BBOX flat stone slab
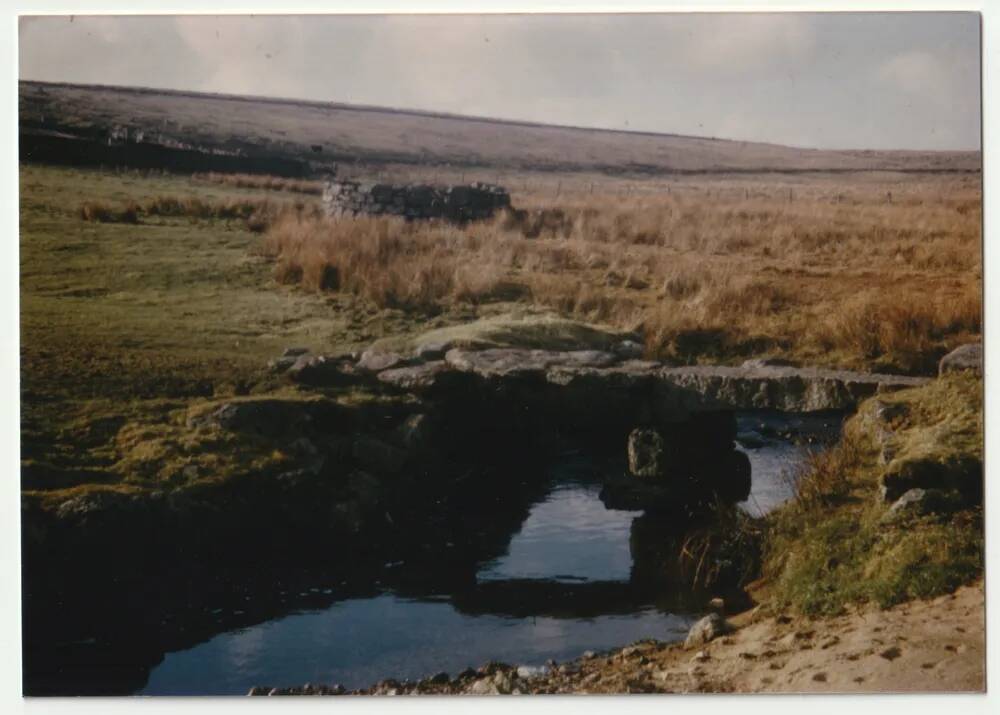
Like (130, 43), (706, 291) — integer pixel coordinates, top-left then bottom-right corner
(377, 361), (454, 391)
(444, 348), (618, 377)
(384, 349), (929, 412)
(654, 364), (928, 412)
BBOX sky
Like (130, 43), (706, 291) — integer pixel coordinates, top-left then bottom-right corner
(18, 12), (982, 151)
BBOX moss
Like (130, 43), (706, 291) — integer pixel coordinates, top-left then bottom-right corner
(369, 310), (636, 354)
(19, 164), (445, 494)
(25, 482), (151, 512)
(761, 374), (984, 616)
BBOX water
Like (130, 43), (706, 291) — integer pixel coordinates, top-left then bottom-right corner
(142, 595), (692, 695)
(478, 480), (638, 583)
(736, 411), (842, 516)
(141, 413), (840, 695)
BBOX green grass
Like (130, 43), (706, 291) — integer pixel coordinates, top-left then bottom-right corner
(761, 374), (984, 615)
(19, 164), (450, 494)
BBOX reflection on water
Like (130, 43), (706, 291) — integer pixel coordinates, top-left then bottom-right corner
(142, 594), (692, 695)
(141, 412), (841, 695)
(479, 480), (640, 583)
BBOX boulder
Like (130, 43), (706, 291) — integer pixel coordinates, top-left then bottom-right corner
(377, 361), (459, 393)
(627, 428), (668, 479)
(357, 349), (407, 373)
(286, 354), (356, 386)
(880, 488), (966, 523)
(267, 355), (299, 373)
(880, 453), (982, 503)
(396, 413), (434, 451)
(189, 399), (312, 439)
(684, 613), (731, 649)
(939, 343), (982, 377)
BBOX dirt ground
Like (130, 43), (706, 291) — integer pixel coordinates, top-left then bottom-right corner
(543, 580), (985, 694)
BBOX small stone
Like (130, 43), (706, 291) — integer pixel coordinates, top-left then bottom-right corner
(613, 340), (645, 359)
(691, 650), (710, 663)
(882, 487), (966, 522)
(467, 677), (499, 695)
(684, 613), (731, 649)
(516, 665), (547, 679)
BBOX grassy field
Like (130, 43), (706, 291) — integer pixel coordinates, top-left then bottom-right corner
(263, 171), (981, 373)
(19, 164), (449, 492)
(20, 163), (981, 501)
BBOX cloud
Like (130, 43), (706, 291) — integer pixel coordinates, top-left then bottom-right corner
(678, 14), (817, 73)
(877, 50), (949, 96)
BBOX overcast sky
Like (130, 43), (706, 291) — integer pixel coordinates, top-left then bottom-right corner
(18, 13), (981, 151)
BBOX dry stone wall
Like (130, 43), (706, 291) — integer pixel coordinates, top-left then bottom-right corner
(322, 180), (511, 222)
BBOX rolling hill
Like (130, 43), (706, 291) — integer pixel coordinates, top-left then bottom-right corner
(19, 80), (980, 177)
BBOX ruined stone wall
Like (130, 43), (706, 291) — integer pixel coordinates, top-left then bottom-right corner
(322, 180), (511, 222)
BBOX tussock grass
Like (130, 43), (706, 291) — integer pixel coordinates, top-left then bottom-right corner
(259, 213), (518, 312)
(192, 172), (324, 195)
(679, 502), (765, 591)
(259, 179), (980, 372)
(78, 201), (140, 224)
(761, 374), (984, 616)
(78, 195), (322, 232)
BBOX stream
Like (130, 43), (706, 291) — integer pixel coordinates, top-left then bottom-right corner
(140, 410), (842, 695)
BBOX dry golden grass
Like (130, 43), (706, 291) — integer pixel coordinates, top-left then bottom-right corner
(192, 172), (324, 195)
(258, 174), (981, 373)
(78, 200), (140, 224)
(78, 195), (323, 232)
